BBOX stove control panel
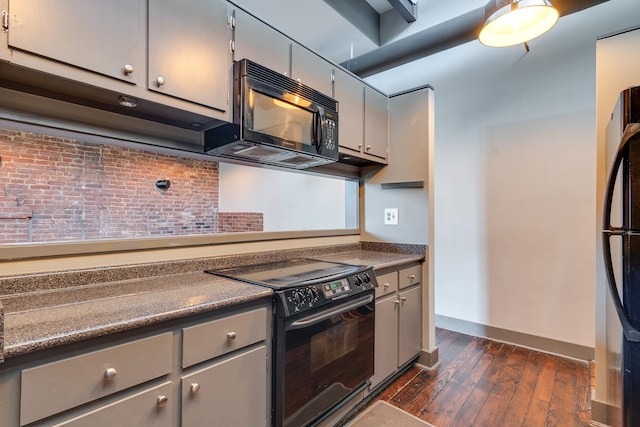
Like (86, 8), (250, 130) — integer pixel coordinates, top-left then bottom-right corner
(277, 268), (378, 316)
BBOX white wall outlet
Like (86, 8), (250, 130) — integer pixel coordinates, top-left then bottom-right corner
(384, 208), (399, 225)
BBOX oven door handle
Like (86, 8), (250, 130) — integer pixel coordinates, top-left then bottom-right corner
(288, 293), (374, 330)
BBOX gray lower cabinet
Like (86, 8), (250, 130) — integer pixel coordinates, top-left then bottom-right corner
(51, 382), (173, 427)
(181, 345), (267, 427)
(1, 303), (270, 427)
(370, 264), (422, 390)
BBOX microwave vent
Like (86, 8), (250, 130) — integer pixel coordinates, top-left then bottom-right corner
(245, 60), (338, 113)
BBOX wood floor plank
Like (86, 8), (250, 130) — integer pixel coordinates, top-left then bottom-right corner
(424, 338), (498, 427)
(389, 333), (475, 408)
(374, 329), (593, 427)
(472, 345), (530, 426)
(502, 351), (545, 426)
(447, 342), (512, 426)
(403, 336), (494, 417)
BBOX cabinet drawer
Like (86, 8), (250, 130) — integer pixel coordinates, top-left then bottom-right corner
(20, 333), (173, 426)
(375, 271), (398, 298)
(52, 382), (173, 427)
(182, 307), (267, 368)
(181, 345), (267, 427)
(399, 265), (421, 289)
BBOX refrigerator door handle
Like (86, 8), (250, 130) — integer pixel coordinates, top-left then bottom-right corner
(602, 122), (640, 343)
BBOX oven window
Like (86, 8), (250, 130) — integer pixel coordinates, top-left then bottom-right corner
(248, 89), (314, 145)
(282, 299), (374, 427)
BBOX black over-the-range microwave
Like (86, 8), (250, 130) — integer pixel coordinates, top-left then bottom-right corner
(204, 59), (339, 169)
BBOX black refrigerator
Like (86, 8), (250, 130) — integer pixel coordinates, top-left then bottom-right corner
(603, 85), (640, 427)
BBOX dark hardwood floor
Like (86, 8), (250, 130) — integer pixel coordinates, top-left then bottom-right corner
(372, 328), (594, 427)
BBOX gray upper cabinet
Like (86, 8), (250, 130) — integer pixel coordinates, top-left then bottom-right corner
(7, 0), (145, 85)
(290, 43), (333, 95)
(232, 7), (291, 76)
(149, 0), (229, 111)
(333, 67), (365, 153)
(364, 85), (389, 160)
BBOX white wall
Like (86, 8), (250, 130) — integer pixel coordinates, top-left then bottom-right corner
(218, 162), (349, 231)
(367, 0), (640, 349)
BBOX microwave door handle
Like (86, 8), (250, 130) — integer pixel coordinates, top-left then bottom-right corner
(602, 122), (640, 342)
(316, 105), (326, 147)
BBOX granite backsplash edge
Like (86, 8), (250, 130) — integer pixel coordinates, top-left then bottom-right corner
(0, 242), (426, 295)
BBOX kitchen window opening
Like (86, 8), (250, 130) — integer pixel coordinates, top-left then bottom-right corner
(0, 126), (359, 259)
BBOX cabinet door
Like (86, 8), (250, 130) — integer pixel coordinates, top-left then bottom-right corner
(364, 86), (389, 160)
(370, 294), (399, 390)
(398, 285), (421, 367)
(148, 0), (229, 110)
(181, 345), (267, 427)
(233, 8), (291, 76)
(291, 43), (333, 95)
(7, 0), (144, 84)
(52, 382), (173, 427)
(334, 67), (364, 153)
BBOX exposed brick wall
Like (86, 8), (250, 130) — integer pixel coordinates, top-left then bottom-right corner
(0, 128), (263, 243)
(217, 212), (264, 233)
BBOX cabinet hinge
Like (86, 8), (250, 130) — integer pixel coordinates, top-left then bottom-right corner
(229, 39), (235, 53)
(227, 14), (236, 30)
(1, 10), (8, 33)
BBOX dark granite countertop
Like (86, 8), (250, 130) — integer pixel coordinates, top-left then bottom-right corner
(313, 250), (424, 272)
(0, 243), (425, 363)
(1, 272), (272, 360)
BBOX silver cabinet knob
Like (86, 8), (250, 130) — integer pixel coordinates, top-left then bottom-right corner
(400, 297), (407, 303)
(190, 383), (200, 394)
(156, 76), (165, 87)
(157, 395), (168, 408)
(366, 145), (372, 151)
(393, 300), (400, 306)
(408, 274), (416, 280)
(383, 283), (389, 289)
(103, 367), (117, 380)
(227, 331), (237, 340)
(123, 64), (134, 75)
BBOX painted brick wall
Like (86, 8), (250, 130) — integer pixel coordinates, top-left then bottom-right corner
(0, 128), (263, 243)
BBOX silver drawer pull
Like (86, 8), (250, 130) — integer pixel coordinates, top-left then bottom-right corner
(383, 283), (389, 289)
(408, 274), (416, 280)
(103, 367), (118, 380)
(157, 395), (168, 408)
(227, 332), (237, 340)
(191, 383), (201, 394)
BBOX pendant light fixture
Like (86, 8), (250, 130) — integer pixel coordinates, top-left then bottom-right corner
(479, 0), (559, 47)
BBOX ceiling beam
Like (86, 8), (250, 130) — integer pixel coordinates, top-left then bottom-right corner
(387, 0), (417, 22)
(322, 0), (381, 45)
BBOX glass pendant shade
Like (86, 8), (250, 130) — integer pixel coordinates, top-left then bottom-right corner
(479, 0), (559, 47)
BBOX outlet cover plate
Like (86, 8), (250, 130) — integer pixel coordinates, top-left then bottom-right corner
(384, 208), (399, 225)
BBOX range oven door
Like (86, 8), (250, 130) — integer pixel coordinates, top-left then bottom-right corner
(274, 291), (375, 427)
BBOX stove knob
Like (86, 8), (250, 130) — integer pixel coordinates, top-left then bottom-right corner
(307, 287), (319, 302)
(294, 291), (305, 305)
(354, 275), (363, 287)
(363, 273), (371, 283)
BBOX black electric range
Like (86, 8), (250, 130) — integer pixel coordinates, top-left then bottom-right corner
(207, 258), (377, 317)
